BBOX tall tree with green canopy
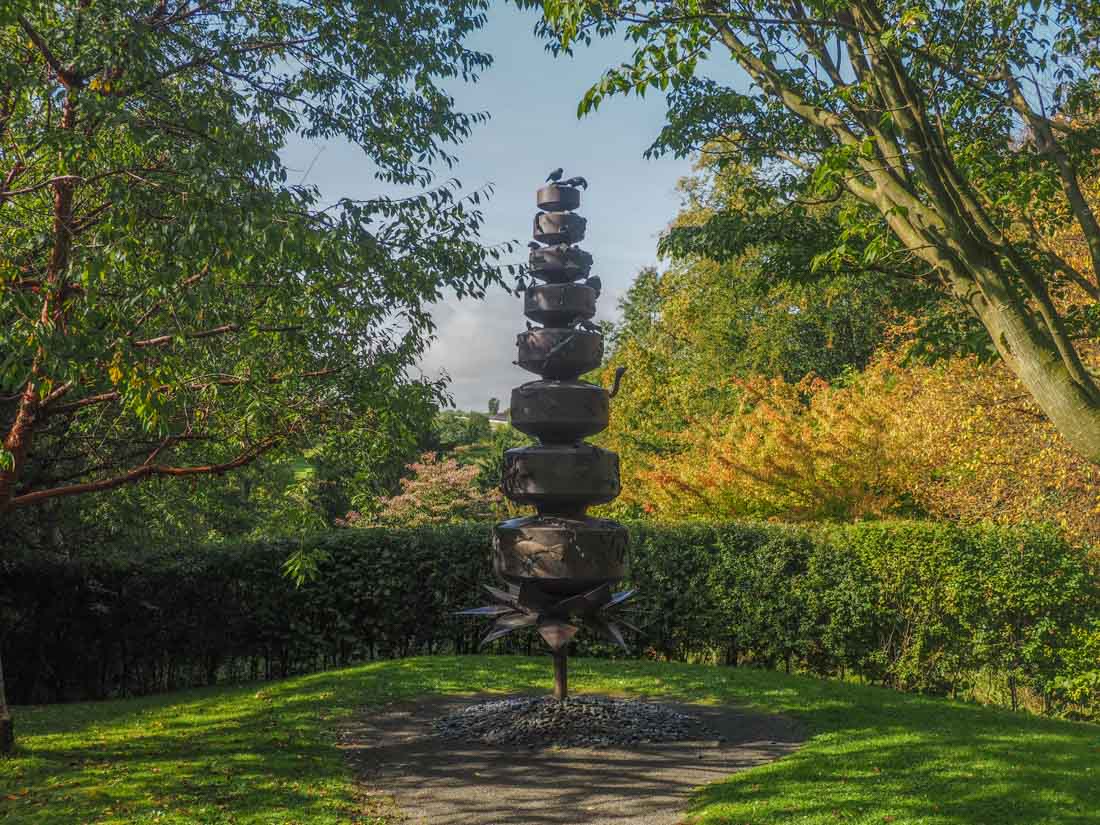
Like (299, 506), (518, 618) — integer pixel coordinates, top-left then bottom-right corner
(0, 0), (506, 752)
(530, 0), (1100, 461)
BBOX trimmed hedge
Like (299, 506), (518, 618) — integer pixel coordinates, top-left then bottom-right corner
(2, 521), (1097, 715)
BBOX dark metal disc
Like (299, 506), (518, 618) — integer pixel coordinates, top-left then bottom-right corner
(515, 328), (603, 380)
(493, 514), (629, 593)
(528, 244), (593, 282)
(500, 444), (622, 511)
(510, 379), (609, 443)
(524, 282), (597, 326)
(533, 211), (587, 245)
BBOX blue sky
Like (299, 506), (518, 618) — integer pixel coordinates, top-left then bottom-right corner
(282, 5), (698, 411)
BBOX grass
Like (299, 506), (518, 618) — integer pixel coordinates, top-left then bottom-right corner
(1, 656), (1098, 824)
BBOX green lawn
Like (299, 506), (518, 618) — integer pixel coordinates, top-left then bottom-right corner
(1, 656), (1097, 824)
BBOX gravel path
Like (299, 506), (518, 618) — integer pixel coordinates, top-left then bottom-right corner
(340, 692), (804, 825)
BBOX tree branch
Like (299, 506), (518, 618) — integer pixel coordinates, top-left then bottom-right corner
(8, 435), (284, 508)
(17, 15), (79, 88)
(132, 323), (302, 348)
(39, 367), (344, 420)
(1004, 74), (1100, 284)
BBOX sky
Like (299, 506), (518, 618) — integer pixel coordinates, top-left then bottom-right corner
(282, 5), (698, 411)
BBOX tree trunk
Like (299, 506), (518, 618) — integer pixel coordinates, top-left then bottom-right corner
(0, 382), (41, 514)
(0, 645), (13, 754)
(875, 188), (1100, 461)
(967, 268), (1100, 462)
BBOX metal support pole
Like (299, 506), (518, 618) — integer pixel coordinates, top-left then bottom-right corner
(553, 651), (568, 701)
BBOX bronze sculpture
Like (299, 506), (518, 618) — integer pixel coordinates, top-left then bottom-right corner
(459, 174), (635, 700)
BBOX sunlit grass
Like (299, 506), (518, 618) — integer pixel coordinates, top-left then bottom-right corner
(1, 656), (1097, 823)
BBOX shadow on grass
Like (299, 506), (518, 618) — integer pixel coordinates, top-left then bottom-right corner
(668, 664), (1100, 825)
(0, 656), (1096, 825)
(0, 656), (574, 824)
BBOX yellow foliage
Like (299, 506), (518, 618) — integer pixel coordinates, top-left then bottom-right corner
(617, 352), (1100, 543)
(88, 76), (114, 94)
(591, 171), (1100, 542)
(107, 351), (124, 385)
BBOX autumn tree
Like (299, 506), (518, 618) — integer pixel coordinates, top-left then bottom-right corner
(366, 450), (507, 527)
(532, 0), (1100, 461)
(593, 157), (946, 511)
(622, 349), (1100, 542)
(0, 0), (504, 752)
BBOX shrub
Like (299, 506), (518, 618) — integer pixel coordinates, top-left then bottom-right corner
(2, 521), (1095, 717)
(605, 355), (1100, 545)
(369, 452), (505, 526)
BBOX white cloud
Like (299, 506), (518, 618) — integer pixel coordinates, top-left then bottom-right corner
(419, 288), (529, 411)
(420, 280), (637, 412)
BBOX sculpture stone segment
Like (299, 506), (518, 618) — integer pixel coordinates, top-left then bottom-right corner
(528, 244), (593, 281)
(510, 379), (609, 442)
(523, 282), (597, 326)
(458, 176), (634, 700)
(532, 211), (587, 245)
(514, 327), (604, 378)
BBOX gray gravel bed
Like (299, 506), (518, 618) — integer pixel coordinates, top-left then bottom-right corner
(431, 694), (719, 749)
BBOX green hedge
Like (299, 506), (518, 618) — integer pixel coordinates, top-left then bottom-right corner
(2, 521), (1097, 715)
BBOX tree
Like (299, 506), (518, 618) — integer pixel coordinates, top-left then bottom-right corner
(431, 409), (493, 448)
(593, 158), (945, 515)
(488, 397), (500, 415)
(623, 349), (1100, 542)
(471, 417), (532, 492)
(531, 0), (1100, 461)
(0, 0), (503, 752)
(13, 383), (439, 559)
(366, 450), (506, 526)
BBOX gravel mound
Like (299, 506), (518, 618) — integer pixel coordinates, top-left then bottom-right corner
(432, 695), (719, 749)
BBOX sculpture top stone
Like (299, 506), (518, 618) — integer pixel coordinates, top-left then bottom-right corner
(536, 182), (578, 212)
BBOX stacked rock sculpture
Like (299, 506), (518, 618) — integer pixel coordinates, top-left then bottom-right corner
(458, 174), (635, 700)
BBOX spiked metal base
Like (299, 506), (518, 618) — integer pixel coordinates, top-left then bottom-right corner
(457, 582), (637, 653)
